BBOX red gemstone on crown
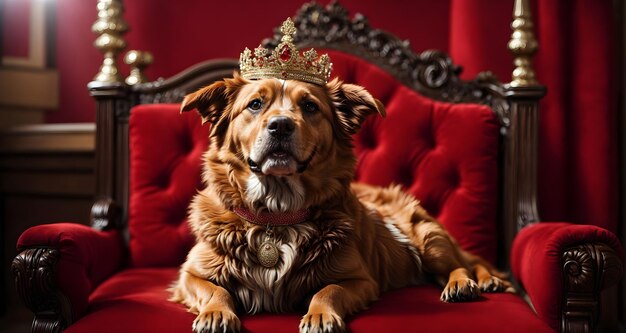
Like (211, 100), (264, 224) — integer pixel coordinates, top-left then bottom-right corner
(279, 46), (292, 62)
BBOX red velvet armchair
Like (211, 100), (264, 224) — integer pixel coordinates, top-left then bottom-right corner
(12, 2), (623, 333)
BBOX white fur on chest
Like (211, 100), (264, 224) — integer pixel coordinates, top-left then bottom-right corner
(246, 173), (305, 212)
(235, 227), (301, 313)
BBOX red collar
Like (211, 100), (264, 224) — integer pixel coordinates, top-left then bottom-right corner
(232, 207), (313, 226)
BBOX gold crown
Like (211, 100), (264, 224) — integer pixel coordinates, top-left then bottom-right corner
(239, 18), (332, 85)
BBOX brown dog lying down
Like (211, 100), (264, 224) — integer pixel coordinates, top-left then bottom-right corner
(170, 17), (511, 333)
(169, 72), (513, 333)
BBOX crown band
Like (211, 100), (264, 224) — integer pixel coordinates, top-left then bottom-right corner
(239, 18), (333, 85)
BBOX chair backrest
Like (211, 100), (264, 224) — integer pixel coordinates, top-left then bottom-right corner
(89, 1), (545, 268)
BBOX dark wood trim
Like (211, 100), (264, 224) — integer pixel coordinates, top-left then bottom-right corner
(87, 81), (128, 230)
(263, 2), (511, 123)
(132, 59), (239, 104)
(501, 86), (546, 267)
(11, 248), (72, 332)
(561, 243), (624, 333)
(87, 61), (238, 231)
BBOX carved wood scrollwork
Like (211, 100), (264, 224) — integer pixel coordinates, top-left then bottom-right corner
(132, 61), (239, 105)
(11, 248), (73, 333)
(262, 1), (510, 127)
(561, 243), (623, 333)
(91, 198), (122, 230)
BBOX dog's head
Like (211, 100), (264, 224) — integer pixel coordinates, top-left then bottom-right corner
(181, 73), (384, 212)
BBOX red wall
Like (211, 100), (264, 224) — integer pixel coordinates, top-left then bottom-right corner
(2, 0), (30, 58)
(46, 0), (513, 123)
(48, 0), (103, 123)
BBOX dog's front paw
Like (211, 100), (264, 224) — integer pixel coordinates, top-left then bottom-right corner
(299, 311), (346, 333)
(478, 275), (516, 293)
(193, 309), (241, 333)
(441, 277), (480, 302)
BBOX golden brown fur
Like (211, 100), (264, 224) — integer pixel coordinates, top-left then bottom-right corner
(170, 74), (512, 333)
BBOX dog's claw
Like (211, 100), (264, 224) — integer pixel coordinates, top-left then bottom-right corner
(193, 310), (241, 333)
(441, 278), (480, 302)
(300, 311), (345, 333)
(478, 276), (516, 294)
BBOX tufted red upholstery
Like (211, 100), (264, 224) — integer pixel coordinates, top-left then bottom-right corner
(329, 52), (500, 263)
(64, 268), (554, 333)
(128, 105), (207, 267)
(511, 222), (624, 330)
(127, 52), (499, 267)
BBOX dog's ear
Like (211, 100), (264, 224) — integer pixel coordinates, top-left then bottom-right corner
(180, 73), (248, 125)
(327, 78), (386, 135)
(180, 81), (228, 125)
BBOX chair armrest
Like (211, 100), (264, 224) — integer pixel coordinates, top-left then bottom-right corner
(511, 222), (623, 333)
(12, 223), (125, 331)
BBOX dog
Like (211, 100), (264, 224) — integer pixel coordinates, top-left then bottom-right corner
(169, 72), (513, 333)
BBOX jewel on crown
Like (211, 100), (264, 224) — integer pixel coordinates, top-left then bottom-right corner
(239, 18), (333, 85)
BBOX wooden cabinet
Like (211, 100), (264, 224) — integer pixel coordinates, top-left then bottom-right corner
(0, 124), (95, 329)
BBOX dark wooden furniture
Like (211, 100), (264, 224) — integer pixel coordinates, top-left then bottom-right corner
(0, 124), (95, 325)
(11, 1), (622, 332)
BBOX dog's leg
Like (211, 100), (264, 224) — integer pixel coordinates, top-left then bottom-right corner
(300, 278), (377, 333)
(461, 250), (515, 293)
(352, 183), (482, 302)
(412, 221), (480, 302)
(170, 271), (241, 333)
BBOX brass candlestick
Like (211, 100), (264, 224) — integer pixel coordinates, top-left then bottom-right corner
(508, 0), (539, 87)
(92, 0), (129, 83)
(124, 50), (153, 85)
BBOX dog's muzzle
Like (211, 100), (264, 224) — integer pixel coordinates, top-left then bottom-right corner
(247, 115), (316, 176)
(267, 116), (295, 140)
(248, 147), (315, 176)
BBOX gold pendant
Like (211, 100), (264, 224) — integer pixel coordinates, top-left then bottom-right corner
(258, 240), (279, 268)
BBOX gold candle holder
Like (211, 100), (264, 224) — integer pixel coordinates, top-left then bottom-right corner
(92, 0), (129, 83)
(508, 0), (539, 87)
(124, 50), (153, 85)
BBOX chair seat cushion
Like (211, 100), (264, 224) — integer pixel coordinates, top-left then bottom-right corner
(66, 268), (554, 333)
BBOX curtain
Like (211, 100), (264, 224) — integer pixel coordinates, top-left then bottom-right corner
(449, 0), (619, 233)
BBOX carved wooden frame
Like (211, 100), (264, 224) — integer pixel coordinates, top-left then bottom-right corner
(11, 248), (73, 333)
(11, 1), (622, 333)
(561, 243), (623, 333)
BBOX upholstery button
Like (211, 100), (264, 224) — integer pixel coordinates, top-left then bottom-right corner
(448, 168), (460, 188)
(358, 122), (377, 149)
(180, 134), (193, 154)
(398, 166), (414, 188)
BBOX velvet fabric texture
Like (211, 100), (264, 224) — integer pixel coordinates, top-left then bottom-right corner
(330, 51), (500, 264)
(446, 0), (619, 234)
(16, 223), (125, 318)
(511, 222), (624, 330)
(128, 104), (205, 267)
(64, 268), (554, 333)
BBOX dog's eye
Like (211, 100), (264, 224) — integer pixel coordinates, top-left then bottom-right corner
(247, 99), (263, 112)
(302, 101), (319, 113)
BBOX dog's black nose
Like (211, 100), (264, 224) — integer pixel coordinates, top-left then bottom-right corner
(267, 116), (295, 138)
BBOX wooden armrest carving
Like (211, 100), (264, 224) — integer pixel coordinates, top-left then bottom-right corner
(561, 243), (623, 333)
(12, 248), (73, 333)
(91, 198), (122, 231)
